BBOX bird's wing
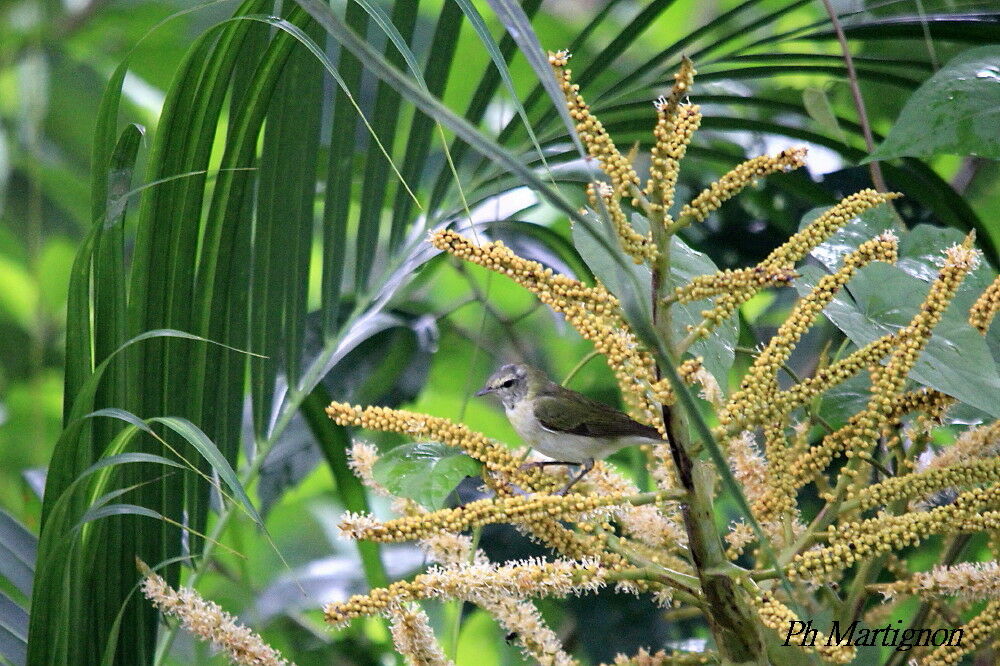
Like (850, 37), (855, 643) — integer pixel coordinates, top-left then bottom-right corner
(532, 387), (661, 440)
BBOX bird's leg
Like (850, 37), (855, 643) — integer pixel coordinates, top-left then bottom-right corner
(557, 458), (594, 496)
(519, 460), (577, 472)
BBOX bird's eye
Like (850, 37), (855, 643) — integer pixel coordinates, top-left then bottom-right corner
(501, 379), (515, 388)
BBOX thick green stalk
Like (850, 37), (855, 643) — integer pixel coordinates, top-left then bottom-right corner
(650, 227), (768, 665)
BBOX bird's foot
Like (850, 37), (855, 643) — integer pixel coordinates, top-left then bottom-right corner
(518, 460), (577, 472)
(555, 458), (595, 496)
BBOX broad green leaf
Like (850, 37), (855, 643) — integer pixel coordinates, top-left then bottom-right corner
(571, 220), (737, 389)
(869, 46), (1000, 161)
(815, 372), (871, 431)
(372, 442), (482, 510)
(668, 236), (739, 391)
(804, 204), (896, 270)
(795, 263), (1000, 418)
(802, 87), (846, 142)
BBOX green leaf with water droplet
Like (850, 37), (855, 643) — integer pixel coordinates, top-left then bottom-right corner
(868, 45), (1000, 161)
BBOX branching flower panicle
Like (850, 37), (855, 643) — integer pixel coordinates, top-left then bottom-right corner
(685, 190), (901, 341)
(678, 147), (808, 225)
(311, 53), (1000, 666)
(872, 560), (1000, 602)
(388, 605), (454, 666)
(724, 232), (899, 428)
(140, 564), (291, 666)
(790, 485), (1000, 581)
(324, 557), (605, 625)
(788, 240), (979, 487)
(339, 493), (628, 543)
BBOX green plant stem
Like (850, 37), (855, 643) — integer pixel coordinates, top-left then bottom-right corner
(818, 0), (890, 197)
(884, 535), (970, 666)
(840, 554), (884, 625)
(647, 228), (769, 664)
(604, 534), (700, 597)
(664, 213), (696, 237)
(561, 350), (600, 387)
(446, 525), (482, 660)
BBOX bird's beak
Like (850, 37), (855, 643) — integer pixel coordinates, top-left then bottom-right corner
(475, 386), (492, 397)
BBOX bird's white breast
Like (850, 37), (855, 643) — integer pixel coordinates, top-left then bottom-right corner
(505, 400), (651, 464)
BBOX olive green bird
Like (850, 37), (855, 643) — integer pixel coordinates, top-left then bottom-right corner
(476, 363), (662, 493)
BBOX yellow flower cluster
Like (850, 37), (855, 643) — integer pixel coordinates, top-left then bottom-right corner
(685, 190), (900, 341)
(761, 190), (902, 270)
(387, 605), (453, 666)
(549, 50), (660, 264)
(754, 423), (796, 522)
(724, 233), (899, 428)
(678, 147), (808, 224)
(787, 389), (950, 490)
(969, 273), (1000, 333)
(588, 181), (657, 263)
(645, 56), (698, 219)
(429, 228), (665, 425)
(649, 103), (701, 220)
(549, 50), (638, 194)
(872, 560), (1000, 602)
(324, 557), (605, 625)
(923, 600), (1000, 665)
(850, 457), (1000, 510)
(141, 565), (291, 666)
(751, 593), (856, 663)
(890, 388), (953, 422)
(338, 493), (627, 543)
(777, 332), (898, 415)
(672, 265), (797, 304)
(843, 241), (977, 457)
(786, 241), (977, 488)
(326, 400), (552, 492)
(790, 485), (1000, 581)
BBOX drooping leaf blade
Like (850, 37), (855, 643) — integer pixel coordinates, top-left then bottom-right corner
(373, 442), (483, 510)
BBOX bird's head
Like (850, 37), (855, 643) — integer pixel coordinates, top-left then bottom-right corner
(475, 363), (544, 409)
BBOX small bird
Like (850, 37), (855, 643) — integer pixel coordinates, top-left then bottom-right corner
(475, 363), (662, 493)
